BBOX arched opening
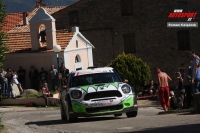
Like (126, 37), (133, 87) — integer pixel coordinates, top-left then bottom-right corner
(76, 40), (78, 48)
(38, 24), (46, 47)
(75, 54), (81, 63)
(75, 54), (82, 70)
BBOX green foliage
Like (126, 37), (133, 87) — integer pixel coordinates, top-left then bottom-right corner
(108, 52), (151, 93)
(0, 0), (8, 68)
(0, 118), (4, 132)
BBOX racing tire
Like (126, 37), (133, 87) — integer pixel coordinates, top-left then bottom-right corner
(60, 100), (67, 120)
(65, 101), (78, 122)
(114, 113), (122, 117)
(60, 89), (78, 122)
(60, 90), (67, 120)
(126, 111), (137, 118)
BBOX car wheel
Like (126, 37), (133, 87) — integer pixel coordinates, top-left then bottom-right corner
(60, 90), (78, 122)
(126, 111), (137, 118)
(60, 90), (67, 120)
(114, 113), (122, 117)
(64, 100), (78, 122)
(60, 100), (67, 120)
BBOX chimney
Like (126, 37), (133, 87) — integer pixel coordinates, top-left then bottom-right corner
(72, 27), (79, 33)
(35, 1), (40, 8)
(23, 12), (29, 25)
(35, 0), (46, 8)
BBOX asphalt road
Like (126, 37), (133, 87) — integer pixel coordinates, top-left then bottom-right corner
(0, 106), (200, 133)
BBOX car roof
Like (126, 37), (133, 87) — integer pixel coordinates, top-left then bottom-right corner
(71, 67), (114, 76)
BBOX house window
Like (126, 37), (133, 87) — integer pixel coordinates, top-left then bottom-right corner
(69, 10), (79, 26)
(120, 0), (133, 16)
(123, 33), (136, 53)
(177, 30), (190, 50)
(76, 40), (78, 48)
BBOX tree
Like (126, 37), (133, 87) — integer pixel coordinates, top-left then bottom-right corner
(0, 0), (8, 68)
(108, 52), (151, 93)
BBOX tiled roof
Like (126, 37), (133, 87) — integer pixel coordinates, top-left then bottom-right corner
(8, 6), (67, 33)
(3, 30), (74, 53)
(2, 13), (24, 33)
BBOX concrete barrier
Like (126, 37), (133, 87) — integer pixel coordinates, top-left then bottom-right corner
(0, 97), (60, 106)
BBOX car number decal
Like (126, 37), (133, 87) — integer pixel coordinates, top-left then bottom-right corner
(90, 100), (112, 106)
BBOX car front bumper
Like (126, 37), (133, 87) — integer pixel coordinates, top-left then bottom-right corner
(69, 105), (138, 117)
(69, 95), (138, 117)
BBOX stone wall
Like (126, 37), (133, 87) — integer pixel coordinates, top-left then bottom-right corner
(52, 0), (200, 84)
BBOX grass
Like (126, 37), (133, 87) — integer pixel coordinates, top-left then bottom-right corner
(0, 118), (4, 133)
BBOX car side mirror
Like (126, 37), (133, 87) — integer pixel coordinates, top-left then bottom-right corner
(124, 79), (128, 83)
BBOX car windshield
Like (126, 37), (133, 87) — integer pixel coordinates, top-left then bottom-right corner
(71, 72), (121, 87)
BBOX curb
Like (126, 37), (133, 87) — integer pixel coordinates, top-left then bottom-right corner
(157, 108), (195, 115)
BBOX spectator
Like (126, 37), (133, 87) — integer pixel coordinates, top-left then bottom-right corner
(141, 81), (149, 96)
(189, 50), (200, 93)
(17, 66), (26, 90)
(60, 62), (69, 86)
(0, 68), (8, 97)
(174, 70), (185, 109)
(41, 83), (52, 107)
(154, 67), (172, 113)
(39, 68), (48, 88)
(178, 63), (185, 71)
(183, 65), (192, 108)
(148, 79), (157, 95)
(12, 71), (23, 94)
(49, 65), (58, 91)
(169, 91), (179, 110)
(5, 69), (14, 98)
(29, 66), (39, 91)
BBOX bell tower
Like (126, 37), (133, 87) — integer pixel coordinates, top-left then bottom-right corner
(29, 7), (57, 50)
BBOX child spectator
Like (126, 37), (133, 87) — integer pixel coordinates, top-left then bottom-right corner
(41, 83), (52, 107)
(12, 71), (23, 95)
(148, 79), (157, 95)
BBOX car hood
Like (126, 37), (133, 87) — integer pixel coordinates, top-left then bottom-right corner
(69, 82), (126, 93)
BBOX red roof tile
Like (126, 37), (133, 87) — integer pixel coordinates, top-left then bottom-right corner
(3, 30), (74, 53)
(8, 6), (67, 33)
(2, 13), (24, 33)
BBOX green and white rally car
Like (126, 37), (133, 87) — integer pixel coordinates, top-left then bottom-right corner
(60, 67), (138, 122)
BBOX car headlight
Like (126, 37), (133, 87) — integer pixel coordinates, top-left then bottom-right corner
(131, 87), (135, 95)
(121, 85), (131, 94)
(70, 90), (82, 99)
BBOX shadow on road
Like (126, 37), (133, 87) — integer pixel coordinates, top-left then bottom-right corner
(25, 116), (125, 126)
(122, 124), (200, 133)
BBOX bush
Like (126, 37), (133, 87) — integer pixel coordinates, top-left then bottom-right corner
(108, 52), (151, 93)
(0, 118), (4, 132)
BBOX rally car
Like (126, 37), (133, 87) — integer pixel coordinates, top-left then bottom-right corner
(60, 67), (138, 122)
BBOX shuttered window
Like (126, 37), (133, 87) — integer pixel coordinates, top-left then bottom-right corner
(123, 34), (136, 53)
(120, 0), (133, 16)
(177, 30), (190, 50)
(69, 10), (79, 26)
